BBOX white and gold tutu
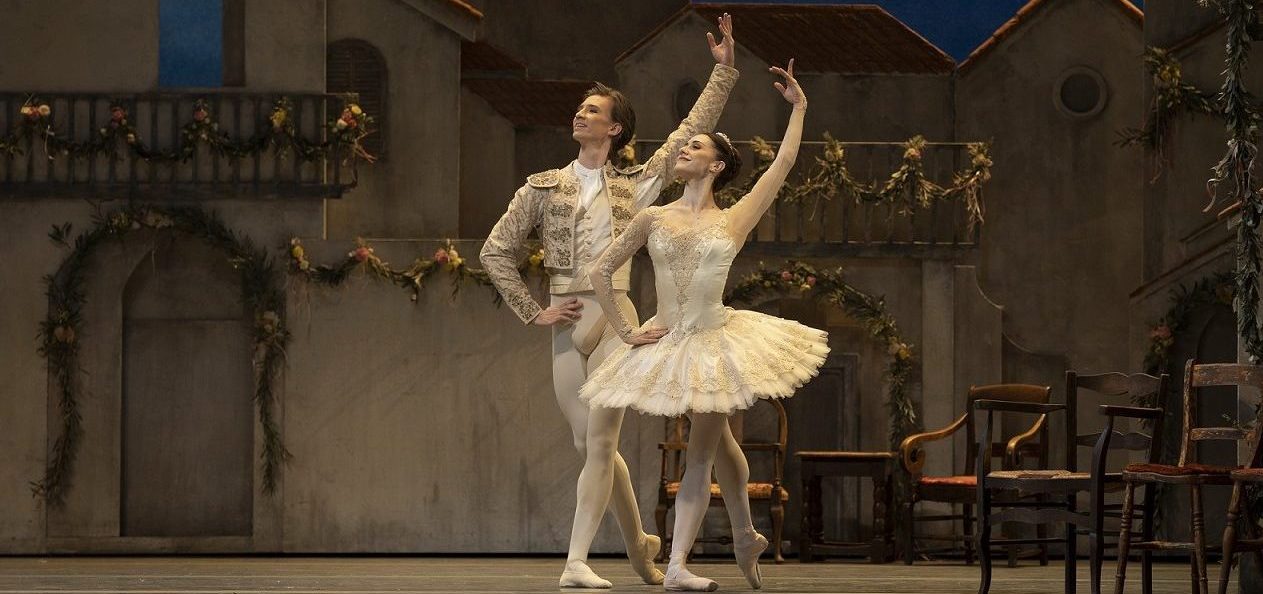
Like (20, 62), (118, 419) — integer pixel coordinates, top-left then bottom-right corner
(579, 208), (829, 417)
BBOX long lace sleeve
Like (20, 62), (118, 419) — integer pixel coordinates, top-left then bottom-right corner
(479, 184), (545, 324)
(590, 207), (656, 341)
(640, 64), (739, 190)
(726, 104), (805, 242)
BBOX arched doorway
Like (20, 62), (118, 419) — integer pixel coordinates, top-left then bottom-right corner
(119, 237), (253, 537)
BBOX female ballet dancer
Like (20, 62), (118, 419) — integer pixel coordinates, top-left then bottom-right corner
(579, 59), (827, 591)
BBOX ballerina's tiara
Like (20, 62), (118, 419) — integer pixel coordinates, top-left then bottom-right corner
(714, 131), (736, 153)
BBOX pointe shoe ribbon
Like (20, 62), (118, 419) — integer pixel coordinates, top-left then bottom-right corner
(734, 530), (768, 589)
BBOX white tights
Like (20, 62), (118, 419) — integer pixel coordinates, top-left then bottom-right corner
(667, 412), (755, 567)
(553, 294), (754, 574)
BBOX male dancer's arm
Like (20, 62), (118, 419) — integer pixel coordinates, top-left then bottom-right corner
(480, 184), (548, 324)
(635, 14), (739, 209)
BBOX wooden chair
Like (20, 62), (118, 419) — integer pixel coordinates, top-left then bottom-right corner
(899, 383), (1052, 565)
(655, 399), (789, 563)
(1217, 368), (1263, 594)
(1115, 361), (1258, 594)
(974, 371), (1166, 594)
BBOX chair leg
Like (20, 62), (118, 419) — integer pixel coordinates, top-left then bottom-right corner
(1039, 494), (1050, 567)
(1218, 482), (1243, 594)
(771, 497), (785, 564)
(1113, 482), (1136, 594)
(1141, 484), (1156, 594)
(964, 502), (976, 566)
(656, 500), (669, 563)
(1191, 485), (1208, 594)
(1090, 494), (1104, 594)
(904, 499), (916, 565)
(978, 486), (993, 594)
(1065, 519), (1078, 594)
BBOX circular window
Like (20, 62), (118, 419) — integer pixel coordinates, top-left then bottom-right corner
(1054, 67), (1108, 118)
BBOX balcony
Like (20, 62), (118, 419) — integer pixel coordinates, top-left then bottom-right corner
(634, 138), (987, 259)
(0, 92), (360, 200)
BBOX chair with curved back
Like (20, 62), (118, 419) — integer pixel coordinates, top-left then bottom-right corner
(899, 383), (1053, 565)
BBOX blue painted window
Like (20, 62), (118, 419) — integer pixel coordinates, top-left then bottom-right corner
(159, 0), (224, 87)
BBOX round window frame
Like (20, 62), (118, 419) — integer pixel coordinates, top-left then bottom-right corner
(1053, 66), (1108, 119)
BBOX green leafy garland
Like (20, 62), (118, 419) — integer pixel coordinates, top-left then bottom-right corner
(3, 95), (375, 167)
(629, 134), (992, 235)
(287, 238), (546, 302)
(1201, 0), (1263, 365)
(1117, 46), (1219, 156)
(1141, 271), (1236, 388)
(724, 260), (917, 448)
(36, 205), (290, 506)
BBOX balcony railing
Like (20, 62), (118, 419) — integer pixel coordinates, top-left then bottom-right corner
(0, 92), (357, 200)
(634, 138), (985, 258)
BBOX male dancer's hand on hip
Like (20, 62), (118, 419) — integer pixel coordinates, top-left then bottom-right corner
(532, 297), (583, 326)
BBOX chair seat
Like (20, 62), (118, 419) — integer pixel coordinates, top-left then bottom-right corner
(918, 475), (977, 487)
(987, 470), (1082, 480)
(664, 482), (789, 501)
(1124, 463), (1240, 477)
(1230, 468), (1263, 482)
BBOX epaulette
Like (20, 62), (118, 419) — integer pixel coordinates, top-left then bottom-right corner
(526, 169), (560, 188)
(612, 163), (646, 176)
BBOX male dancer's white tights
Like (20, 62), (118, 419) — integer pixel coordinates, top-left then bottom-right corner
(552, 292), (756, 588)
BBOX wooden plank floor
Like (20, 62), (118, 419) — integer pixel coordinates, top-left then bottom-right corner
(0, 556), (1237, 593)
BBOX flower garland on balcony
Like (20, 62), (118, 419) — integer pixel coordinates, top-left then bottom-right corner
(635, 134), (992, 234)
(35, 204), (289, 506)
(287, 238), (546, 303)
(724, 260), (917, 448)
(1, 95), (375, 167)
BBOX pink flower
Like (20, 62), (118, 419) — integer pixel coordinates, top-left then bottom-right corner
(434, 248), (450, 265)
(780, 271), (792, 281)
(110, 107), (126, 122)
(352, 246), (372, 262)
(806, 275), (817, 286)
(193, 109), (207, 122)
(1150, 324), (1172, 341)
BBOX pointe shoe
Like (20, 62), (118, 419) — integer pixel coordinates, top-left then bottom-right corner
(664, 563), (718, 592)
(559, 560), (612, 589)
(629, 534), (665, 585)
(734, 530), (769, 589)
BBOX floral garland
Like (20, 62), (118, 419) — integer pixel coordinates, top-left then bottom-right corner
(638, 134), (991, 235)
(1117, 46), (1219, 161)
(35, 205), (290, 506)
(2, 95), (375, 168)
(782, 134), (991, 236)
(724, 260), (917, 448)
(1142, 271), (1235, 386)
(288, 238), (546, 303)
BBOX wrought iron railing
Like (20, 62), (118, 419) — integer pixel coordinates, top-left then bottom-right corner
(0, 92), (357, 200)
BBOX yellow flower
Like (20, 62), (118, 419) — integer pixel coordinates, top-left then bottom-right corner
(798, 283), (812, 292)
(291, 245), (305, 259)
(897, 346), (912, 360)
(37, 104), (50, 117)
(270, 108), (288, 128)
(350, 104), (363, 116)
(528, 251), (544, 267)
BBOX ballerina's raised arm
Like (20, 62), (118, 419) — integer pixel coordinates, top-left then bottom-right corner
(726, 59), (807, 245)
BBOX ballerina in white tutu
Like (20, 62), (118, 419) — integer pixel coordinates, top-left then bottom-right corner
(580, 59), (827, 591)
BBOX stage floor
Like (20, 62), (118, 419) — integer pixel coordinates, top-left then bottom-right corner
(0, 556), (1237, 593)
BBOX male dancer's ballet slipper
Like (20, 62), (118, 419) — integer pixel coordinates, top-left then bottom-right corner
(734, 530), (769, 589)
(664, 564), (718, 592)
(630, 534), (665, 585)
(559, 560), (612, 589)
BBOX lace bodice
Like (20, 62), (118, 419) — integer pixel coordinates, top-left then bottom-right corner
(592, 206), (737, 339)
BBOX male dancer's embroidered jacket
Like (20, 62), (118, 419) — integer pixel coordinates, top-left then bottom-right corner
(481, 64), (739, 324)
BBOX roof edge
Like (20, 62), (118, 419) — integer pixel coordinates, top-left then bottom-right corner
(958, 0), (1141, 75)
(398, 0), (482, 42)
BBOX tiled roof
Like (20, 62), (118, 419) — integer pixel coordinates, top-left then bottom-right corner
(618, 3), (954, 75)
(958, 0), (1142, 74)
(463, 79), (594, 127)
(461, 41), (528, 77)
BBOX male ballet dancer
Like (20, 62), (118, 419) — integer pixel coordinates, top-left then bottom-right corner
(481, 15), (755, 589)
